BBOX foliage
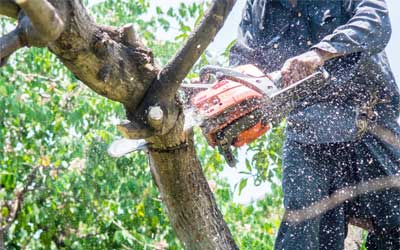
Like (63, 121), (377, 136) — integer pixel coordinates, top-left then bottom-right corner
(1, 1), (285, 249)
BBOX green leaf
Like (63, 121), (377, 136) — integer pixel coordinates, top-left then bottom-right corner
(156, 6), (163, 14)
(245, 159), (252, 172)
(238, 178), (248, 196)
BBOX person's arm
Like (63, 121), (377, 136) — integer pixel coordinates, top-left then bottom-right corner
(282, 0), (392, 85)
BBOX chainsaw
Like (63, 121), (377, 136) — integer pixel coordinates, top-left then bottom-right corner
(183, 65), (329, 167)
(108, 65), (330, 167)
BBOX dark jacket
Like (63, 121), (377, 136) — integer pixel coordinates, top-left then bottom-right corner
(230, 0), (400, 144)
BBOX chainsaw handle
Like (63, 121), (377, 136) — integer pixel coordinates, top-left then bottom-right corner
(199, 66), (250, 82)
(200, 65), (328, 86)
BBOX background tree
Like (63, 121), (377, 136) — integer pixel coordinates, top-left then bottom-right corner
(1, 1), (287, 249)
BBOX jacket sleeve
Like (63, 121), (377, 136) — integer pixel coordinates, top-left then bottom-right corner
(229, 0), (256, 66)
(312, 0), (392, 56)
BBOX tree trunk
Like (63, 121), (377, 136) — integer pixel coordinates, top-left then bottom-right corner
(148, 119), (238, 250)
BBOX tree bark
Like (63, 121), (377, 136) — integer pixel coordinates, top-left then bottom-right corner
(46, 0), (158, 111)
(147, 116), (238, 250)
(0, 1), (239, 249)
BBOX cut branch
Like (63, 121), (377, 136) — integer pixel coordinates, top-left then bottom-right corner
(147, 106), (164, 131)
(156, 0), (237, 101)
(0, 0), (20, 19)
(15, 0), (64, 42)
(1, 0), (65, 66)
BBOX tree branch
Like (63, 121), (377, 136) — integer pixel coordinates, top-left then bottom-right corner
(0, 0), (20, 19)
(157, 0), (237, 101)
(1, 165), (40, 233)
(122, 0), (237, 139)
(0, 0), (65, 66)
(0, 28), (22, 66)
(284, 175), (400, 224)
(15, 0), (64, 42)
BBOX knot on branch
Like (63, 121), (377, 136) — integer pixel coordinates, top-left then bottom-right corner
(92, 31), (113, 59)
(119, 25), (155, 69)
(119, 24), (141, 47)
(98, 65), (112, 83)
(118, 102), (179, 140)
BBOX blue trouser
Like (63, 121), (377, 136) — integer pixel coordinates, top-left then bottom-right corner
(274, 133), (400, 250)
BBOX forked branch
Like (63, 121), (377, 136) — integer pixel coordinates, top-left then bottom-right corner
(124, 0), (237, 140)
(1, 165), (40, 233)
(0, 29), (22, 66)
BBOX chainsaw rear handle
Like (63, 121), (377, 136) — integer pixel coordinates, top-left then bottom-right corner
(199, 65), (328, 88)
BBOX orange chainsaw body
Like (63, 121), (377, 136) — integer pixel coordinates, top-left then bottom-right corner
(192, 66), (271, 148)
(185, 65), (328, 167)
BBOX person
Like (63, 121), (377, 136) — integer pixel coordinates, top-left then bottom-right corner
(230, 0), (400, 249)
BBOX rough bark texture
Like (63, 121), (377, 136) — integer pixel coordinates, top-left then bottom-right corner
(150, 146), (238, 250)
(0, 0), (238, 249)
(148, 117), (238, 250)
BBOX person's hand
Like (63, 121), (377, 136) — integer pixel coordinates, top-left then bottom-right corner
(281, 49), (335, 86)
